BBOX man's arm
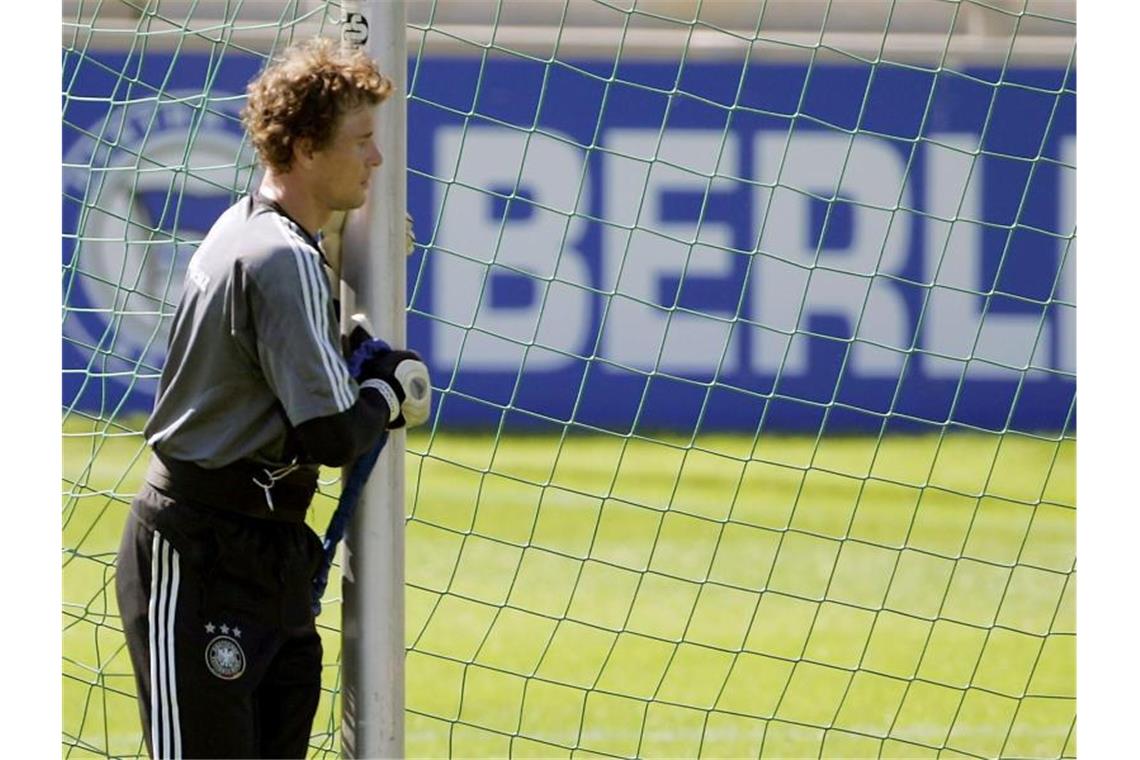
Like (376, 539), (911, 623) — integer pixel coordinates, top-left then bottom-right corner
(245, 228), (384, 453)
(246, 222), (427, 466)
(293, 389), (390, 466)
(246, 233), (357, 415)
(296, 337), (427, 465)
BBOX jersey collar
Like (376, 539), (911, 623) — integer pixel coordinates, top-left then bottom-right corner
(251, 191), (332, 268)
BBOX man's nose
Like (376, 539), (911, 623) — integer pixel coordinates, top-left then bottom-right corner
(369, 142), (383, 167)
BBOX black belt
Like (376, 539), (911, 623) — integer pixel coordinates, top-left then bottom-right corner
(145, 452), (318, 523)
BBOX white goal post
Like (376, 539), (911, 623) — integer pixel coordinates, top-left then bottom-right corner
(337, 1), (409, 758)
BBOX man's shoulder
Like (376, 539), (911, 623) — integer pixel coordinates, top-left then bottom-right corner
(193, 196), (326, 299)
(204, 195), (257, 237)
(201, 197), (301, 269)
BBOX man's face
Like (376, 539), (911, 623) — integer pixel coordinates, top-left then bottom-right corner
(309, 104), (382, 211)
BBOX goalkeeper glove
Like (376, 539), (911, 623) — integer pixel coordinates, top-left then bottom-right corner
(349, 340), (431, 429)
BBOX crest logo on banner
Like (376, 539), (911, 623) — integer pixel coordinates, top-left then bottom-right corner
(62, 90), (256, 395)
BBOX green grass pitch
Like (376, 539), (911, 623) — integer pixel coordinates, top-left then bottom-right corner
(63, 418), (1075, 759)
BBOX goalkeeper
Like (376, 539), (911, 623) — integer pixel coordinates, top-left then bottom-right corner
(114, 38), (427, 759)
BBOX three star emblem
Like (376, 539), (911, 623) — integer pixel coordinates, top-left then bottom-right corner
(204, 621), (242, 638)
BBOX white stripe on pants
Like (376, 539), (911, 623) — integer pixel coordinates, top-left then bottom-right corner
(148, 532), (182, 759)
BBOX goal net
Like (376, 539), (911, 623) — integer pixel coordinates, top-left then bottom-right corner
(63, 1), (1076, 757)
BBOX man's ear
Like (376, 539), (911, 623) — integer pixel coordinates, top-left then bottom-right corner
(293, 136), (316, 168)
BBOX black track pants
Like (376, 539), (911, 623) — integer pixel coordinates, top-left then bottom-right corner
(116, 484), (325, 759)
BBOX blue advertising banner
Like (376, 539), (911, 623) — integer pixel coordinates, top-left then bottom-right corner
(63, 51), (1075, 434)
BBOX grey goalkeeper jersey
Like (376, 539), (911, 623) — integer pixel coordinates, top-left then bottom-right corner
(144, 194), (359, 469)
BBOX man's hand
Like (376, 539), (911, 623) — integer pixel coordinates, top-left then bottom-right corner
(322, 210), (415, 279)
(349, 340), (431, 428)
(404, 211), (416, 256)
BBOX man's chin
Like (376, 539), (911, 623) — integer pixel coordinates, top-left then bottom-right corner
(331, 196), (368, 212)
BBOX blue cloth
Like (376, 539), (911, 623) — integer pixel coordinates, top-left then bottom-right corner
(347, 338), (392, 381)
(311, 430), (389, 616)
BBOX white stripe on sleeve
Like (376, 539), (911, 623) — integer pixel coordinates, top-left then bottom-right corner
(273, 216), (355, 411)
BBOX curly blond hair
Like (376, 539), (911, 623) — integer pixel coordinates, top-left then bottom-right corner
(241, 38), (393, 173)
